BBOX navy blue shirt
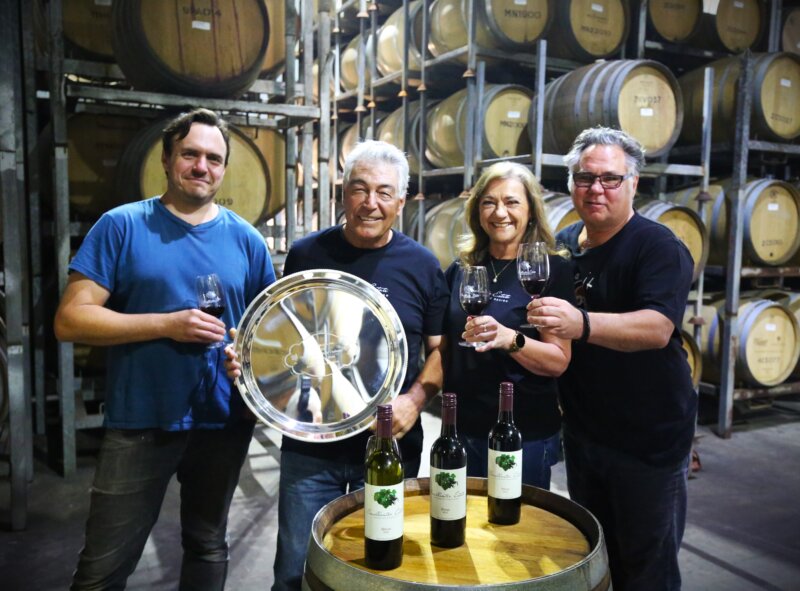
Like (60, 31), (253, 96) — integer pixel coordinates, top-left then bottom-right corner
(280, 226), (449, 463)
(443, 254), (574, 441)
(557, 213), (697, 466)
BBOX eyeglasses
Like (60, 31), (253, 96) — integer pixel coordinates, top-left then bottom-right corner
(571, 172), (634, 189)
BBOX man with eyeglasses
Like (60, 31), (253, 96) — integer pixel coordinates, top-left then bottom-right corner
(528, 127), (696, 591)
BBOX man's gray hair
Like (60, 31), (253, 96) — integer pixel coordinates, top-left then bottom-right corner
(343, 139), (410, 198)
(564, 127), (646, 190)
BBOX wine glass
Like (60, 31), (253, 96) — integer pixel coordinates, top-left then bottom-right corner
(195, 273), (226, 348)
(459, 265), (490, 347)
(517, 242), (550, 329)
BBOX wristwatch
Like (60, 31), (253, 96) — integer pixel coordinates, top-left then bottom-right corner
(507, 331), (525, 353)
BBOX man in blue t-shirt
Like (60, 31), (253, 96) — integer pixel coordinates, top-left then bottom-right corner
(54, 109), (276, 590)
(226, 140), (448, 591)
(528, 127), (696, 591)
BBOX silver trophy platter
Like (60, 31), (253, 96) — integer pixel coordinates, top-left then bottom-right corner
(234, 269), (408, 442)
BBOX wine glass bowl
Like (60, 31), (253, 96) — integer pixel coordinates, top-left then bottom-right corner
(459, 266), (490, 348)
(195, 273), (226, 348)
(517, 242), (550, 329)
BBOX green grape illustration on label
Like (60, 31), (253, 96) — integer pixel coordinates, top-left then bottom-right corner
(374, 488), (398, 509)
(496, 454), (516, 471)
(435, 471), (458, 490)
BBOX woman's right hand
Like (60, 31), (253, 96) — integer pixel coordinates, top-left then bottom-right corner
(223, 328), (241, 380)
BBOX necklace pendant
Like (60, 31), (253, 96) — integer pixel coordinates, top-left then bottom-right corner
(493, 277), (498, 283)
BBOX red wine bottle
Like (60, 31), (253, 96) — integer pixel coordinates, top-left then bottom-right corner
(487, 382), (522, 525)
(430, 392), (467, 548)
(364, 404), (404, 569)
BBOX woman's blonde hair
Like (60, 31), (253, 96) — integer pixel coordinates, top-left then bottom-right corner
(458, 161), (564, 265)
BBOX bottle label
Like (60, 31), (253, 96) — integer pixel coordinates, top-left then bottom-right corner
(488, 449), (522, 499)
(429, 466), (467, 520)
(364, 483), (404, 540)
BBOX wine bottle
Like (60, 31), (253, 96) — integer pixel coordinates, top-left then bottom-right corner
(430, 392), (467, 548)
(487, 382), (522, 525)
(364, 404), (404, 569)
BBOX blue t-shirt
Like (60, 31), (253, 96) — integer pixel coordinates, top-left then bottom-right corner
(443, 254), (574, 441)
(280, 226), (449, 463)
(557, 213), (697, 466)
(69, 197), (276, 430)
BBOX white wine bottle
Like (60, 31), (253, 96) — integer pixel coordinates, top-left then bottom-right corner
(487, 381), (522, 525)
(364, 404), (404, 569)
(430, 392), (467, 548)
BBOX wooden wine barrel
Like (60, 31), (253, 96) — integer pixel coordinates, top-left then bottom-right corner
(40, 113), (148, 219)
(305, 477), (610, 590)
(111, 0), (269, 98)
(686, 0), (763, 54)
(427, 84), (532, 169)
(260, 0), (287, 75)
(377, 0), (425, 76)
(679, 53), (800, 144)
(543, 191), (580, 233)
(667, 179), (800, 266)
(242, 126), (286, 220)
(680, 328), (702, 389)
(376, 101), (427, 175)
(647, 0), (702, 44)
(114, 119), (272, 227)
(423, 197), (469, 269)
(756, 289), (800, 379)
(531, 59), (683, 158)
(546, 0), (628, 62)
(429, 0), (554, 61)
(63, 0), (114, 61)
(634, 198), (708, 282)
(336, 0), (403, 36)
(783, 7), (800, 56)
(340, 33), (373, 92)
(685, 295), (800, 387)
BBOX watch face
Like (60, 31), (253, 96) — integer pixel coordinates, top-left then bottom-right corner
(515, 332), (525, 349)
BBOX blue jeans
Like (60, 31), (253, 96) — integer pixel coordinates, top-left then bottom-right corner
(272, 450), (420, 591)
(71, 421), (255, 591)
(461, 431), (560, 490)
(563, 427), (689, 591)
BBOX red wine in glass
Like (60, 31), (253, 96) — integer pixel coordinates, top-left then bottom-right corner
(459, 266), (490, 347)
(195, 273), (226, 348)
(517, 242), (550, 329)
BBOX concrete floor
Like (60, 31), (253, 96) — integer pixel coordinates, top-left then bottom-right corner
(2, 402), (800, 590)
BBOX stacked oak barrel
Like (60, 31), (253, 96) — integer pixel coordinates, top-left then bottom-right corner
(337, 0), (800, 392)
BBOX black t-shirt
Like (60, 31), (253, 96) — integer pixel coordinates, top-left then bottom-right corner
(280, 226), (449, 463)
(557, 213), (697, 466)
(442, 253), (574, 441)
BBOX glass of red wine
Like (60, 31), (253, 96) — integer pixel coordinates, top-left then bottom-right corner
(195, 273), (226, 348)
(459, 265), (490, 347)
(517, 242), (549, 329)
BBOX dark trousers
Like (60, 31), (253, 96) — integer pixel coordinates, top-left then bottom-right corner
(71, 421), (255, 590)
(564, 427), (689, 591)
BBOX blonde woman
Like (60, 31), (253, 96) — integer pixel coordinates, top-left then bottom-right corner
(442, 161), (574, 489)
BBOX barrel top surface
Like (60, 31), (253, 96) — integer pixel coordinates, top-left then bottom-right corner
(137, 0), (266, 80)
(483, 88), (532, 159)
(648, 0), (701, 42)
(759, 54), (800, 140)
(568, 0), (626, 56)
(747, 181), (800, 264)
(318, 480), (595, 586)
(716, 0), (761, 52)
(617, 65), (679, 154)
(741, 300), (800, 385)
(783, 7), (800, 55)
(485, 0), (552, 45)
(63, 0), (114, 58)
